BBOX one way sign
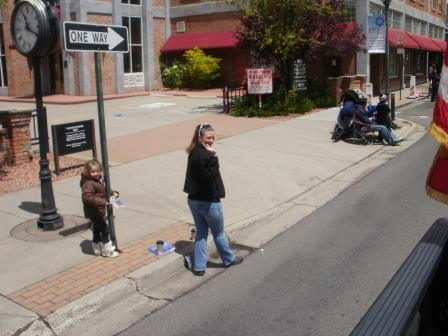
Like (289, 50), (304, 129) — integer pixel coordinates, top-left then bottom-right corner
(64, 21), (129, 53)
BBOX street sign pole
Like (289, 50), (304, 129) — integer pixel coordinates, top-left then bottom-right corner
(94, 52), (119, 251)
(64, 21), (129, 251)
(94, 53), (119, 250)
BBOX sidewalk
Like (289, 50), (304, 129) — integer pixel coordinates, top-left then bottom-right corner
(0, 88), (223, 105)
(0, 85), (428, 335)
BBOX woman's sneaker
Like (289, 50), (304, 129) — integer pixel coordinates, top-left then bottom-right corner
(225, 256), (244, 268)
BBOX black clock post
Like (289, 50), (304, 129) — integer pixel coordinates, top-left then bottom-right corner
(34, 56), (63, 230)
(11, 0), (63, 230)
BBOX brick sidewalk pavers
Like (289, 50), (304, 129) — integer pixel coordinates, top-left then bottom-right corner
(7, 221), (193, 317)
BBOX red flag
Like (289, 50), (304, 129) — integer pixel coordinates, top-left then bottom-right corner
(427, 145), (448, 204)
(427, 50), (448, 204)
(428, 52), (448, 144)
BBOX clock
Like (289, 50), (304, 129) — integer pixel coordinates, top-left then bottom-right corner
(11, 0), (58, 58)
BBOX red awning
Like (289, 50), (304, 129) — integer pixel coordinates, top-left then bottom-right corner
(388, 28), (420, 49)
(407, 32), (442, 52)
(160, 30), (239, 53)
(431, 38), (447, 52)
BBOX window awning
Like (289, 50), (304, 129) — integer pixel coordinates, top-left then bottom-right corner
(431, 38), (447, 52)
(407, 32), (442, 52)
(388, 28), (420, 50)
(160, 30), (239, 53)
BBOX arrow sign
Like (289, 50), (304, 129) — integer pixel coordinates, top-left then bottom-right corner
(64, 21), (129, 53)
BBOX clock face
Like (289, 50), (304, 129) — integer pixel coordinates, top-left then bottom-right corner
(13, 2), (40, 54)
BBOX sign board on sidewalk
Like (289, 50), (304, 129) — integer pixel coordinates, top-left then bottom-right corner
(410, 75), (416, 86)
(51, 120), (97, 175)
(64, 21), (129, 52)
(292, 59), (307, 92)
(246, 68), (273, 94)
(367, 14), (386, 54)
(365, 83), (373, 95)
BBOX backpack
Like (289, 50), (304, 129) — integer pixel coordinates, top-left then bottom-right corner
(341, 90), (362, 105)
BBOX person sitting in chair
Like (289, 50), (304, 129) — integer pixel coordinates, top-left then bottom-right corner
(354, 98), (403, 146)
(376, 94), (400, 130)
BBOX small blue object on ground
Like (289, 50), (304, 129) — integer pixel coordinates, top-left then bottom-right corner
(148, 241), (175, 256)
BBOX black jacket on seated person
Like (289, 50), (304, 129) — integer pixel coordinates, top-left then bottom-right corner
(183, 144), (225, 202)
(375, 102), (393, 129)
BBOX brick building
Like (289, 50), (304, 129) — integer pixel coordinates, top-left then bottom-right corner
(0, 0), (445, 97)
(354, 0), (446, 94)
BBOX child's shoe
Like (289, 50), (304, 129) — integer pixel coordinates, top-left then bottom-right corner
(92, 242), (101, 256)
(102, 241), (119, 258)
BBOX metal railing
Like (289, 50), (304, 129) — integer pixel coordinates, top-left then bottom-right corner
(350, 218), (448, 336)
(222, 84), (247, 113)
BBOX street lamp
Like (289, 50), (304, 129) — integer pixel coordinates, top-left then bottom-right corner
(383, 0), (392, 116)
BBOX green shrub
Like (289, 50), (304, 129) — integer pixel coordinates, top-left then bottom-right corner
(296, 97), (315, 113)
(307, 81), (336, 108)
(183, 48), (221, 89)
(313, 94), (335, 108)
(230, 89), (318, 116)
(161, 61), (186, 89)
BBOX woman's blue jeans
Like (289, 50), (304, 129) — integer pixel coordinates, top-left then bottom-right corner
(187, 199), (235, 271)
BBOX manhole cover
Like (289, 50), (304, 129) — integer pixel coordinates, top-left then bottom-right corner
(11, 215), (90, 242)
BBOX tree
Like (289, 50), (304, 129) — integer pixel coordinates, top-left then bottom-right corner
(234, 0), (364, 94)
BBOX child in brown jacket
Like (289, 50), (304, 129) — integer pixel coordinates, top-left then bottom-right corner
(80, 159), (118, 257)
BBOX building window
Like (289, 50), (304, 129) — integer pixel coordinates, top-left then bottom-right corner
(405, 16), (412, 32)
(389, 48), (398, 76)
(343, 0), (356, 21)
(413, 19), (420, 34)
(416, 52), (423, 74)
(122, 16), (143, 74)
(421, 22), (427, 36)
(429, 24), (434, 37)
(121, 0), (141, 4)
(0, 25), (7, 88)
(370, 3), (382, 14)
(392, 11), (402, 29)
(404, 50), (411, 75)
(431, 0), (436, 9)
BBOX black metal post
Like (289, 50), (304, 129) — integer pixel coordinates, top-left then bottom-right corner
(33, 57), (63, 230)
(384, 0), (393, 120)
(94, 52), (119, 251)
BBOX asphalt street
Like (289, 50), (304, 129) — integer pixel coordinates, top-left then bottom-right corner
(117, 101), (447, 336)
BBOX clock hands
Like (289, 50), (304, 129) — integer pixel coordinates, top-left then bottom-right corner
(21, 13), (37, 36)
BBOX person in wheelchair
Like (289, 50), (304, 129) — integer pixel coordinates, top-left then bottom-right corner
(354, 98), (403, 146)
(331, 90), (360, 141)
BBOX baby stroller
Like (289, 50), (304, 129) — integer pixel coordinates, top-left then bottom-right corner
(331, 90), (362, 142)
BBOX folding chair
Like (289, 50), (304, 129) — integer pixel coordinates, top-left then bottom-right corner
(352, 109), (377, 145)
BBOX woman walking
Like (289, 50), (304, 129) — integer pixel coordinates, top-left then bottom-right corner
(183, 123), (243, 276)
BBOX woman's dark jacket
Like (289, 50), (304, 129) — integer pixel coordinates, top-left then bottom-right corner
(375, 102), (393, 129)
(80, 174), (107, 218)
(183, 145), (225, 202)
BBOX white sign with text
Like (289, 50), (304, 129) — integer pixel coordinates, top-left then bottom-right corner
(247, 69), (273, 94)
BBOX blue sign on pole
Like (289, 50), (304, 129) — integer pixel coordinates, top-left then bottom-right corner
(368, 14), (386, 54)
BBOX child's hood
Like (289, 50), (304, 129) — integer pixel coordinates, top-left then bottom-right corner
(80, 173), (101, 188)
